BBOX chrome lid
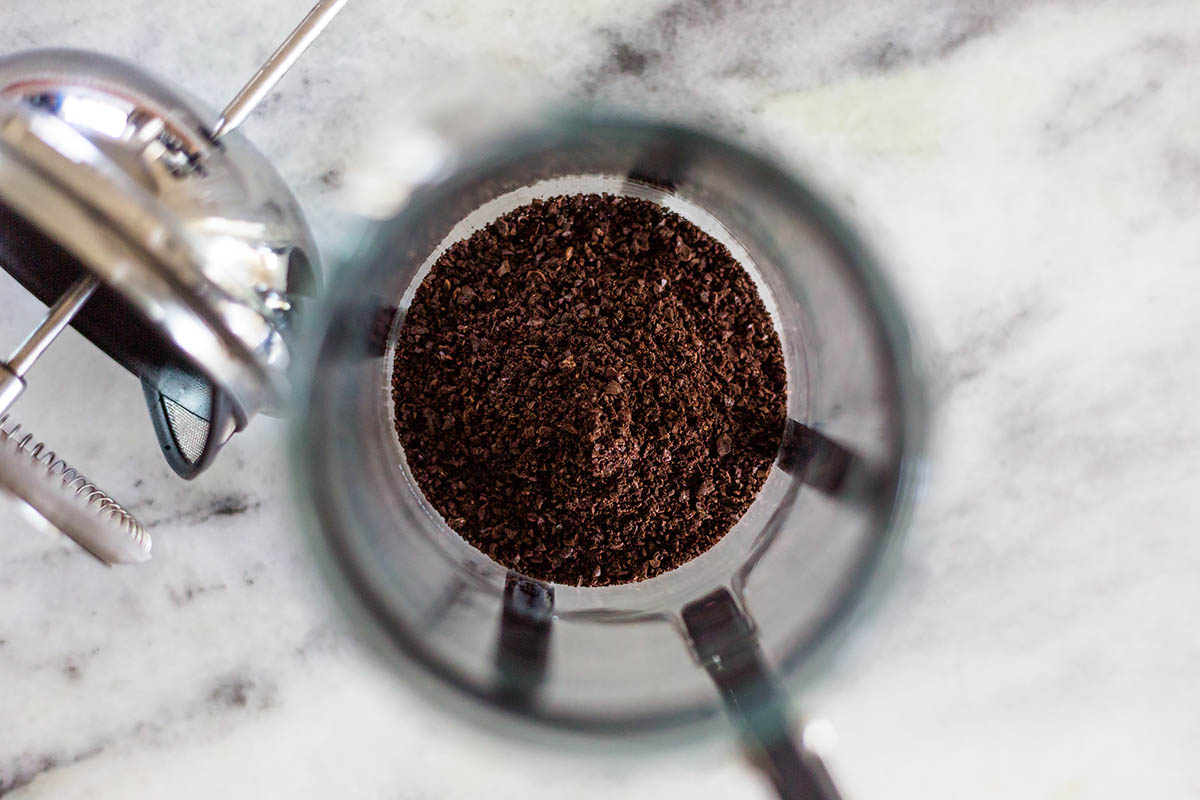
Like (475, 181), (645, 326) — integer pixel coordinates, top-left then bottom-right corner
(0, 49), (320, 475)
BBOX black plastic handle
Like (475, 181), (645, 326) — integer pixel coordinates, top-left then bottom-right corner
(682, 588), (842, 800)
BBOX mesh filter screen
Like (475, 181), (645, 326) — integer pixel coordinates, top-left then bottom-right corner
(162, 395), (209, 464)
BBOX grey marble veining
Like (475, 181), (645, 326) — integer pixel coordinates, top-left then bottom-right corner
(0, 1), (1197, 798)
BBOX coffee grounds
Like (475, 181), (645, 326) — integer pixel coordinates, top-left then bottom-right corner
(392, 194), (786, 586)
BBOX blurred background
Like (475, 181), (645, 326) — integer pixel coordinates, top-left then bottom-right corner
(0, 0), (1197, 797)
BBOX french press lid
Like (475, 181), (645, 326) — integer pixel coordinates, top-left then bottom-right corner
(0, 0), (345, 562)
(0, 50), (320, 477)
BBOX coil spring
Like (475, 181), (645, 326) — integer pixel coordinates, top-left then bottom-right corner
(0, 413), (147, 543)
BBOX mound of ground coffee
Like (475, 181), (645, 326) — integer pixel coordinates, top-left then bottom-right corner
(392, 194), (786, 586)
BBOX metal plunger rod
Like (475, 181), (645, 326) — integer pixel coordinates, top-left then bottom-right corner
(0, 274), (99, 416)
(210, 0), (349, 141)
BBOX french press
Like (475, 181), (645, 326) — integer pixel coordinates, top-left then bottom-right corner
(0, 0), (345, 563)
(292, 115), (927, 798)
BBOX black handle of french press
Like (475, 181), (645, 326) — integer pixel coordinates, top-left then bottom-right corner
(682, 588), (843, 800)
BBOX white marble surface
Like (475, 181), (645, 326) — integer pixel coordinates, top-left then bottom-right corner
(1, 1), (1198, 797)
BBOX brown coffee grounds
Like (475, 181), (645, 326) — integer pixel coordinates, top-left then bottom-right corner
(392, 194), (786, 586)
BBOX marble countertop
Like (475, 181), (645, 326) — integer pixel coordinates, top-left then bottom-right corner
(1, 1), (1197, 797)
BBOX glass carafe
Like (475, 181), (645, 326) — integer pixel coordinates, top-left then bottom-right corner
(290, 115), (926, 798)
